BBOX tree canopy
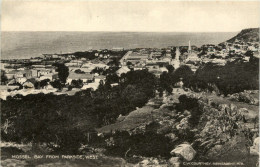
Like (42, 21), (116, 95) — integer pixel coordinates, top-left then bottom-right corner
(53, 63), (69, 83)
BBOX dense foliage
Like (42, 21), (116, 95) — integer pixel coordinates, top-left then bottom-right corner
(187, 56), (259, 95)
(1, 54), (259, 156)
(105, 131), (173, 158)
(53, 63), (69, 83)
(1, 70), (157, 153)
(1, 70), (8, 84)
(161, 56), (259, 96)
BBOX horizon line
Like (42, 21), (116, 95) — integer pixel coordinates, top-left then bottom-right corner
(1, 30), (243, 33)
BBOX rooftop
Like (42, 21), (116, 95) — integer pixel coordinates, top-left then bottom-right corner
(67, 73), (94, 80)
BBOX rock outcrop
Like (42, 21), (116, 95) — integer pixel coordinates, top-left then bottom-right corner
(134, 158), (167, 167)
(168, 157), (181, 167)
(229, 90), (259, 105)
(225, 28), (259, 43)
(170, 144), (196, 161)
(250, 137), (259, 156)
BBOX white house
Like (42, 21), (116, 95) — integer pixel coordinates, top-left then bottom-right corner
(15, 77), (27, 84)
(23, 81), (34, 89)
(94, 75), (106, 84)
(39, 73), (58, 81)
(66, 73), (94, 85)
(116, 66), (130, 76)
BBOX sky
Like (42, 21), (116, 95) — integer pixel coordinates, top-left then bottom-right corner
(1, 0), (260, 32)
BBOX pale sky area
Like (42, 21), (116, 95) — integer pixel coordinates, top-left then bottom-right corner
(1, 0), (260, 32)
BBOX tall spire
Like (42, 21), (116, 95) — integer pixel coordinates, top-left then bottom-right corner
(188, 40), (191, 53)
(173, 47), (180, 69)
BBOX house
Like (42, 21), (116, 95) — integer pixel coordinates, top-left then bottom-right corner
(44, 84), (55, 90)
(186, 53), (200, 62)
(81, 82), (99, 91)
(66, 73), (94, 85)
(116, 66), (130, 76)
(30, 58), (42, 63)
(160, 67), (168, 73)
(0, 85), (19, 91)
(5, 70), (32, 80)
(31, 69), (40, 78)
(65, 62), (80, 67)
(111, 83), (119, 87)
(94, 75), (106, 84)
(43, 54), (53, 59)
(133, 66), (144, 71)
(43, 54), (60, 59)
(81, 67), (94, 73)
(149, 52), (162, 59)
(23, 81), (34, 89)
(15, 77), (27, 84)
(211, 59), (226, 66)
(121, 51), (149, 65)
(0, 85), (20, 100)
(39, 73), (58, 81)
(146, 62), (160, 70)
(91, 63), (109, 69)
(32, 65), (46, 68)
(37, 69), (53, 76)
(112, 47), (124, 51)
(148, 69), (162, 78)
(27, 78), (38, 85)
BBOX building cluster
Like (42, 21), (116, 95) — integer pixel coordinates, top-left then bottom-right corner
(0, 50), (111, 99)
(0, 61), (59, 100)
(178, 40), (260, 71)
(65, 60), (108, 90)
(117, 47), (180, 77)
(1, 39), (259, 100)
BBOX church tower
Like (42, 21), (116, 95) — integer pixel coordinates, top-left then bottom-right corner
(188, 40), (192, 54)
(173, 47), (180, 69)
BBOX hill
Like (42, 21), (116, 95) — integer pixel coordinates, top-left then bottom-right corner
(226, 28), (259, 43)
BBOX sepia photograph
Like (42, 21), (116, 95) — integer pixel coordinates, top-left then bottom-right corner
(0, 0), (260, 166)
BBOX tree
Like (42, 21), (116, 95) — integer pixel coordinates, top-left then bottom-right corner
(75, 69), (85, 74)
(1, 69), (159, 155)
(171, 65), (193, 86)
(161, 50), (166, 56)
(53, 63), (69, 83)
(122, 85), (148, 109)
(191, 59), (259, 95)
(50, 80), (63, 90)
(91, 68), (107, 75)
(126, 62), (132, 66)
(106, 74), (119, 85)
(166, 65), (174, 73)
(40, 79), (50, 88)
(1, 71), (8, 84)
(245, 50), (253, 57)
(34, 79), (50, 89)
(71, 79), (83, 88)
(160, 72), (173, 94)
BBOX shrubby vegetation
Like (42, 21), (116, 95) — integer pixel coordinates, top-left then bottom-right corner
(177, 95), (202, 126)
(1, 70), (157, 153)
(161, 55), (259, 96)
(53, 63), (69, 83)
(1, 54), (259, 156)
(1, 70), (8, 84)
(34, 79), (50, 89)
(105, 130), (173, 158)
(188, 55), (259, 95)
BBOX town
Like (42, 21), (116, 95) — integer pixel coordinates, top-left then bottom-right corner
(1, 39), (259, 100)
(1, 0), (260, 165)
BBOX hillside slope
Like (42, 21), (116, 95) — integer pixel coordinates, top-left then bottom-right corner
(226, 28), (259, 43)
